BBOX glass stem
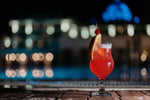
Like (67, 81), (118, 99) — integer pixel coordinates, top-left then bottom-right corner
(99, 79), (105, 93)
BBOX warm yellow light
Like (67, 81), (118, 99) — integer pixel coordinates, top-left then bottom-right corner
(45, 68), (54, 78)
(141, 68), (147, 76)
(5, 53), (16, 62)
(10, 69), (16, 78)
(32, 69), (44, 78)
(117, 26), (124, 34)
(19, 53), (27, 62)
(32, 53), (39, 61)
(45, 53), (54, 61)
(32, 69), (39, 78)
(39, 53), (44, 61)
(140, 50), (148, 62)
(11, 53), (16, 61)
(5, 69), (11, 77)
(19, 69), (27, 78)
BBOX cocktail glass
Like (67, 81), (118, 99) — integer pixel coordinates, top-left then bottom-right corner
(90, 43), (114, 96)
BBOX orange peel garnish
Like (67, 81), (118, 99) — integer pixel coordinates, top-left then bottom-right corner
(89, 33), (101, 60)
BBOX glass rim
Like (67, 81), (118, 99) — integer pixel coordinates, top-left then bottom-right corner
(97, 42), (112, 49)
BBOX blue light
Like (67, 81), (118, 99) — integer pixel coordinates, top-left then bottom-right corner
(57, 81), (62, 84)
(102, 1), (133, 22)
(134, 16), (140, 23)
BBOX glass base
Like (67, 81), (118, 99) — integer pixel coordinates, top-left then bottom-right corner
(92, 91), (112, 96)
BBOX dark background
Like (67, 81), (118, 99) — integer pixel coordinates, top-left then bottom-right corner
(0, 0), (150, 34)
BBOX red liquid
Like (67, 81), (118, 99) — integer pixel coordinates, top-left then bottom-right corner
(90, 48), (114, 80)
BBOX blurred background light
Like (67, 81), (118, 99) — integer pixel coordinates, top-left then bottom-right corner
(140, 50), (148, 62)
(32, 69), (44, 78)
(5, 53), (16, 62)
(32, 53), (39, 61)
(5, 69), (11, 77)
(25, 37), (33, 49)
(117, 25), (124, 34)
(146, 24), (150, 36)
(108, 25), (116, 37)
(6, 69), (17, 78)
(11, 53), (16, 61)
(39, 53), (44, 61)
(127, 24), (134, 37)
(89, 25), (96, 37)
(81, 27), (89, 39)
(60, 19), (70, 32)
(9, 20), (19, 34)
(68, 24), (78, 39)
(141, 68), (147, 77)
(4, 85), (10, 88)
(4, 37), (11, 48)
(45, 68), (54, 78)
(102, 0), (132, 22)
(134, 16), (140, 23)
(19, 53), (27, 62)
(46, 25), (55, 35)
(25, 20), (33, 35)
(19, 68), (27, 78)
(45, 52), (54, 62)
(32, 69), (39, 78)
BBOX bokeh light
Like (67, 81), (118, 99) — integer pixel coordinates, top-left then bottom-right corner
(45, 68), (54, 78)
(68, 24), (78, 39)
(140, 50), (148, 62)
(19, 53), (27, 62)
(25, 20), (33, 35)
(46, 25), (55, 35)
(127, 24), (134, 37)
(60, 19), (70, 32)
(32, 53), (39, 61)
(108, 25), (116, 37)
(19, 69), (27, 78)
(9, 20), (19, 34)
(81, 27), (89, 39)
(45, 53), (54, 62)
(89, 25), (96, 37)
(4, 37), (11, 48)
(141, 68), (147, 77)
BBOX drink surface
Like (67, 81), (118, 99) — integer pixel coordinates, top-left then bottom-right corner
(90, 47), (114, 80)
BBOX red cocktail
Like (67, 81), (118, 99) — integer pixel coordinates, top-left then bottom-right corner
(90, 43), (114, 96)
(89, 29), (114, 96)
(90, 43), (114, 80)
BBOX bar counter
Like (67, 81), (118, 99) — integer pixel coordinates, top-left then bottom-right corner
(1, 89), (150, 100)
(1, 80), (150, 100)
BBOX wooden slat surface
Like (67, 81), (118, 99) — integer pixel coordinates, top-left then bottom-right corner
(117, 91), (150, 100)
(1, 90), (150, 100)
(90, 91), (120, 100)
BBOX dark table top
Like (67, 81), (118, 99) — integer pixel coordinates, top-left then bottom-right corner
(1, 89), (150, 100)
(1, 80), (150, 100)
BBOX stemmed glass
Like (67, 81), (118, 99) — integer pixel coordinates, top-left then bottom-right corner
(90, 43), (114, 96)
